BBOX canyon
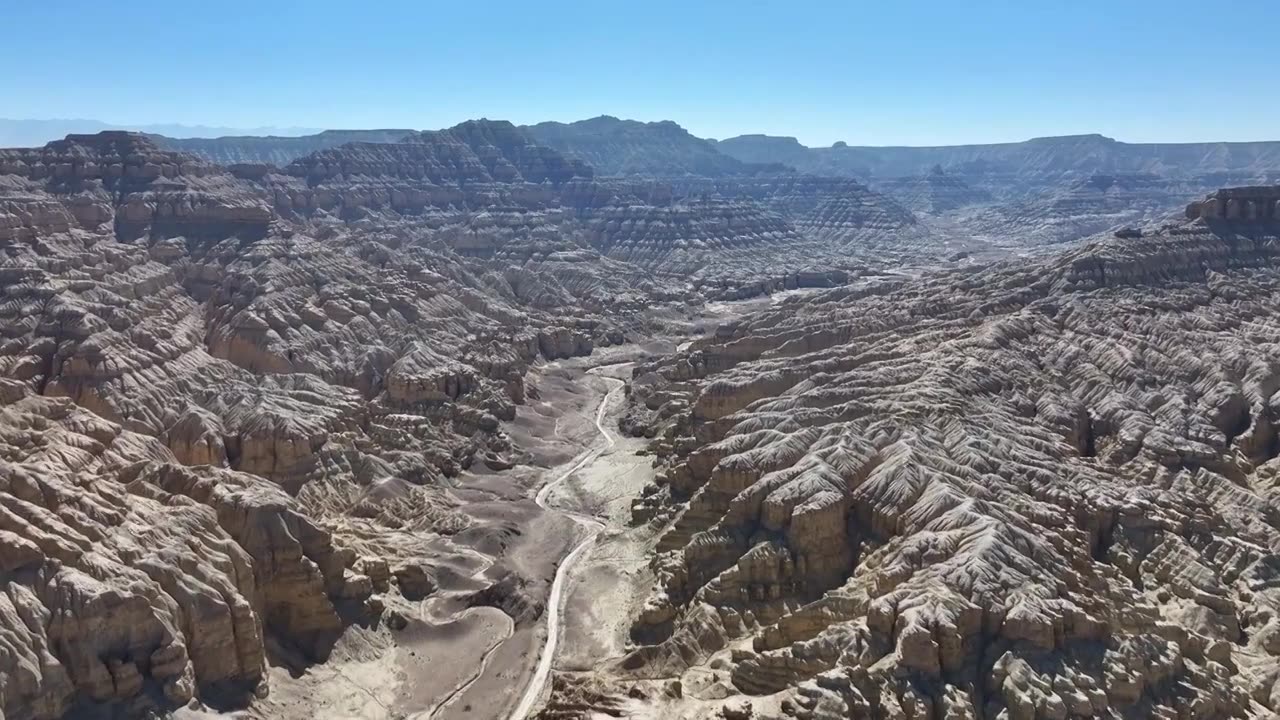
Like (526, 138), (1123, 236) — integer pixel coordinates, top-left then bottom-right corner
(3, 117), (1280, 720)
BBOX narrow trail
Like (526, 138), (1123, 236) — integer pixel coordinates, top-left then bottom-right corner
(509, 367), (624, 720)
(427, 613), (514, 717)
(414, 522), (507, 718)
(419, 366), (620, 720)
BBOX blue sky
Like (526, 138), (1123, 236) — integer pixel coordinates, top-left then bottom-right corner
(4, 0), (1278, 146)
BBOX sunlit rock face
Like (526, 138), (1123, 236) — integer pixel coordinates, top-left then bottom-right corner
(0, 389), (351, 716)
(0, 131), (273, 242)
(621, 202), (1280, 719)
(1187, 186), (1280, 222)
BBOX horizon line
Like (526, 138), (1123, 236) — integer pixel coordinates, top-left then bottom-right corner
(4, 116), (1280, 150)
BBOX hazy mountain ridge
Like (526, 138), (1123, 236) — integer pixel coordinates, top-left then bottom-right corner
(9, 117), (1280, 190)
(156, 129), (416, 166)
(716, 132), (1280, 186)
(0, 118), (326, 148)
(525, 115), (792, 177)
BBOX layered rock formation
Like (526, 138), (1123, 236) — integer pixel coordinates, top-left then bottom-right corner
(0, 132), (272, 241)
(612, 195), (1280, 718)
(125, 121), (1280, 265)
(1187, 186), (1280, 221)
(0, 397), (357, 717)
(579, 200), (820, 277)
(635, 175), (936, 283)
(520, 119), (937, 274)
(258, 122), (922, 287)
(667, 176), (919, 234)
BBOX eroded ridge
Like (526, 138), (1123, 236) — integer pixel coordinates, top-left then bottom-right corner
(616, 203), (1280, 719)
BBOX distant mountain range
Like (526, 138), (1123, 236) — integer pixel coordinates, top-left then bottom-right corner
(525, 116), (790, 176)
(715, 132), (1280, 194)
(157, 129), (415, 167)
(7, 117), (1280, 198)
(0, 119), (325, 148)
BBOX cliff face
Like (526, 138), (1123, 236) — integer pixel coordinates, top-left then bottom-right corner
(618, 198), (1280, 719)
(0, 131), (273, 241)
(1186, 186), (1280, 221)
(0, 407), (354, 717)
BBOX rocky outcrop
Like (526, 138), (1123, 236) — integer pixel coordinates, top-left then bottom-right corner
(1187, 186), (1280, 221)
(0, 198), (76, 241)
(0, 131), (272, 241)
(0, 385), (361, 718)
(615, 203), (1280, 719)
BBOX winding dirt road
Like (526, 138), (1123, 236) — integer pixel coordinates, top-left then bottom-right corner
(509, 368), (624, 720)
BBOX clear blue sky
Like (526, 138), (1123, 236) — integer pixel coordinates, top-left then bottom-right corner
(4, 0), (1278, 146)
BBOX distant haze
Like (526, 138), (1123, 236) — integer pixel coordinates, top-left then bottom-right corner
(4, 0), (1279, 146)
(7, 117), (1280, 157)
(0, 119), (324, 148)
